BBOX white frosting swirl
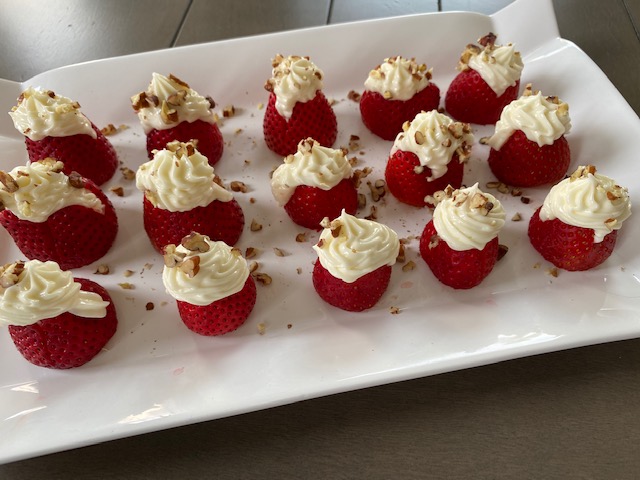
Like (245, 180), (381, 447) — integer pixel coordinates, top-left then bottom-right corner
(467, 44), (523, 96)
(539, 166), (631, 243)
(9, 87), (97, 141)
(0, 161), (104, 222)
(486, 90), (571, 150)
(390, 111), (473, 180)
(0, 260), (109, 326)
(363, 56), (431, 101)
(136, 142), (232, 212)
(133, 73), (216, 134)
(312, 210), (399, 283)
(162, 238), (250, 305)
(271, 138), (352, 206)
(432, 184), (505, 251)
(267, 55), (324, 119)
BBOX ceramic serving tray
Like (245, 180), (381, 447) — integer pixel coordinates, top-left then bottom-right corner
(0, 0), (638, 464)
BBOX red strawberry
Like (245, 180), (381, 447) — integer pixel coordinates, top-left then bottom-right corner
(146, 119), (224, 165)
(312, 260), (392, 312)
(445, 70), (520, 125)
(143, 196), (244, 254)
(8, 278), (118, 369)
(488, 130), (570, 187)
(283, 179), (358, 230)
(263, 91), (337, 156)
(359, 84), (441, 141)
(176, 276), (256, 336)
(0, 177), (118, 270)
(385, 150), (464, 207)
(528, 207), (617, 271)
(420, 220), (501, 289)
(24, 123), (118, 186)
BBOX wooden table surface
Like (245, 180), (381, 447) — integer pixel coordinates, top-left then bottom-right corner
(1, 0), (639, 478)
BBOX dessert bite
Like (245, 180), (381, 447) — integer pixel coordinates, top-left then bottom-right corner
(528, 165), (631, 271)
(0, 159), (118, 269)
(419, 184), (506, 289)
(162, 233), (256, 336)
(445, 33), (523, 125)
(312, 210), (400, 312)
(263, 54), (337, 156)
(270, 137), (358, 230)
(9, 87), (118, 186)
(360, 56), (440, 140)
(1, 260), (117, 369)
(385, 110), (473, 207)
(486, 84), (571, 187)
(135, 141), (244, 253)
(131, 73), (223, 165)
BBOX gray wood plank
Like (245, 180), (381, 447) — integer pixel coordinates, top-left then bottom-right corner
(175, 0), (331, 46)
(625, 0), (640, 29)
(553, 0), (640, 114)
(440, 0), (515, 14)
(0, 0), (190, 82)
(328, 0), (438, 23)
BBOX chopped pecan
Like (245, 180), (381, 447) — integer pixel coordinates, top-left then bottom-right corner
(230, 181), (248, 193)
(0, 171), (19, 193)
(163, 244), (186, 267)
(68, 171), (85, 188)
(181, 232), (210, 252)
(178, 256), (200, 278)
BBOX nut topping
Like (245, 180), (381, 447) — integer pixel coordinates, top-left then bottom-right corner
(178, 256), (200, 278)
(181, 232), (211, 253)
(168, 74), (190, 88)
(0, 171), (19, 193)
(0, 262), (25, 290)
(163, 244), (187, 267)
(166, 89), (187, 107)
(68, 171), (85, 188)
(160, 101), (179, 124)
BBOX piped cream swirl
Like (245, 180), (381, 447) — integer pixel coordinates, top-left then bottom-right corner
(162, 236), (250, 305)
(364, 56), (432, 101)
(467, 44), (523, 96)
(271, 138), (352, 206)
(265, 55), (324, 119)
(131, 73), (216, 134)
(391, 111), (473, 180)
(432, 184), (505, 251)
(312, 210), (399, 283)
(136, 141), (232, 212)
(9, 87), (97, 141)
(486, 87), (571, 150)
(0, 260), (109, 326)
(539, 165), (631, 243)
(0, 160), (104, 222)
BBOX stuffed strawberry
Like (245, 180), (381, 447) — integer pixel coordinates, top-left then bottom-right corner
(263, 54), (337, 156)
(528, 165), (631, 271)
(445, 33), (523, 125)
(385, 110), (473, 207)
(419, 184), (506, 289)
(360, 56), (440, 140)
(162, 233), (256, 336)
(312, 210), (400, 312)
(486, 84), (571, 187)
(132, 73), (223, 165)
(136, 141), (244, 253)
(0, 159), (118, 270)
(9, 87), (118, 186)
(271, 137), (357, 230)
(1, 260), (117, 369)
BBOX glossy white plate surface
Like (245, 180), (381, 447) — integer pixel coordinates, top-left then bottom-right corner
(1, 0), (639, 464)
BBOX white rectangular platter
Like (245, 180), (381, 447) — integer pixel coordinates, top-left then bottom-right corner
(1, 0), (639, 464)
